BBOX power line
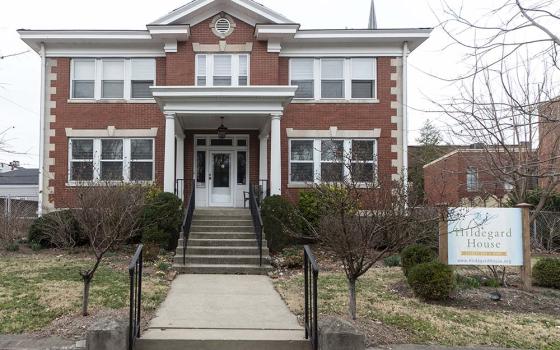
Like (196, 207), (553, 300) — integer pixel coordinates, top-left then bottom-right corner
(0, 94), (38, 116)
(0, 51), (30, 60)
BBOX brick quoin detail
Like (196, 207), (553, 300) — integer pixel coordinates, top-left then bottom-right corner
(47, 13), (400, 209)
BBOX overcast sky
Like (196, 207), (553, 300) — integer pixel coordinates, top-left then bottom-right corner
(0, 0), (500, 167)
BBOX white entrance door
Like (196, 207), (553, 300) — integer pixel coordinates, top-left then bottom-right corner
(209, 152), (234, 207)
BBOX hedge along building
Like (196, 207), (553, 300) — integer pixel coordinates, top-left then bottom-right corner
(19, 0), (431, 214)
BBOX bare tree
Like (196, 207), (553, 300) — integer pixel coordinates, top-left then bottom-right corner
(61, 183), (146, 316)
(288, 142), (441, 320)
(431, 0), (560, 219)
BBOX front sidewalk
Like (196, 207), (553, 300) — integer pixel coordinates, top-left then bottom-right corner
(137, 274), (309, 350)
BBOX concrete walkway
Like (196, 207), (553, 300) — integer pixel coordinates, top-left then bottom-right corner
(137, 274), (309, 350)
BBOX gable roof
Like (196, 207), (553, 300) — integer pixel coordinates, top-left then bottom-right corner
(151, 0), (294, 26)
(0, 169), (39, 186)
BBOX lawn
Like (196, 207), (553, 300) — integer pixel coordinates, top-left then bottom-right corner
(274, 265), (560, 350)
(0, 249), (171, 338)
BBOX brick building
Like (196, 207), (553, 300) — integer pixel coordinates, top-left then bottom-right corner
(423, 148), (519, 205)
(19, 0), (430, 213)
(539, 99), (560, 191)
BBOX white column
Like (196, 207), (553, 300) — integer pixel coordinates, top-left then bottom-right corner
(270, 113), (282, 195)
(175, 134), (185, 199)
(259, 133), (269, 193)
(164, 112), (176, 193)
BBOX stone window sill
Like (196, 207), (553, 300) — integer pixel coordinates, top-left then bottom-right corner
(67, 99), (156, 104)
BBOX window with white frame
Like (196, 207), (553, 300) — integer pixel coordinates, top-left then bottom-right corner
(290, 140), (315, 182)
(290, 59), (314, 98)
(466, 167), (479, 192)
(101, 60), (125, 99)
(195, 54), (250, 87)
(289, 57), (377, 100)
(289, 139), (377, 184)
(68, 138), (154, 183)
(131, 59), (156, 98)
(321, 59), (345, 99)
(72, 60), (96, 99)
(71, 58), (156, 100)
(351, 58), (376, 99)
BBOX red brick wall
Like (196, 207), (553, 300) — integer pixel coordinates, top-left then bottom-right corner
(48, 13), (399, 208)
(49, 58), (166, 207)
(279, 57), (398, 201)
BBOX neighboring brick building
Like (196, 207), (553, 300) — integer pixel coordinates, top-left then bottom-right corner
(539, 99), (560, 191)
(19, 0), (430, 213)
(423, 148), (514, 205)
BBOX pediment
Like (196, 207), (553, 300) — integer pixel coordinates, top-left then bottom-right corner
(150, 0), (294, 27)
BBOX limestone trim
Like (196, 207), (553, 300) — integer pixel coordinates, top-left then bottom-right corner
(64, 126), (159, 138)
(390, 57), (403, 181)
(286, 127), (381, 139)
(210, 14), (237, 39)
(192, 42), (253, 53)
(43, 58), (58, 212)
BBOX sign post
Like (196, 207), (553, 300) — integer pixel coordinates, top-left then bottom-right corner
(517, 203), (532, 290)
(438, 205), (448, 264)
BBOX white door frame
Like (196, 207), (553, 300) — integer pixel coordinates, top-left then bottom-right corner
(193, 134), (250, 208)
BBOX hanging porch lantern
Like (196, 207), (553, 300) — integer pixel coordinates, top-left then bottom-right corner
(217, 117), (228, 139)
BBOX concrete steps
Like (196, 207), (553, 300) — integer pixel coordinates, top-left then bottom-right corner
(137, 329), (310, 350)
(174, 208), (271, 275)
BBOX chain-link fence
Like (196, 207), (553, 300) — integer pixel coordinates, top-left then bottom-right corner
(0, 196), (38, 246)
(531, 210), (560, 253)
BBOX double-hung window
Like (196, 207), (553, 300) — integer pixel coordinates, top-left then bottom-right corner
(197, 55), (207, 86)
(290, 59), (314, 99)
(238, 55), (248, 86)
(130, 139), (154, 181)
(351, 58), (376, 99)
(290, 140), (315, 182)
(100, 139), (124, 180)
(195, 54), (250, 86)
(68, 138), (154, 183)
(321, 59), (345, 99)
(131, 59), (156, 98)
(289, 139), (377, 184)
(351, 140), (376, 182)
(289, 57), (377, 100)
(70, 139), (94, 181)
(72, 60), (96, 99)
(101, 60), (125, 99)
(71, 58), (156, 100)
(321, 140), (344, 182)
(213, 55), (232, 86)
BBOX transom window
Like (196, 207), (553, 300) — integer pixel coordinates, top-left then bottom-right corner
(289, 57), (377, 100)
(289, 139), (377, 184)
(68, 138), (154, 183)
(71, 58), (156, 100)
(196, 54), (249, 87)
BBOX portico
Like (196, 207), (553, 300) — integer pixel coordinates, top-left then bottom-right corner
(152, 85), (296, 206)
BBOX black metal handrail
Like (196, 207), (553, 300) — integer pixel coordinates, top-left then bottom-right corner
(248, 183), (263, 266)
(304, 245), (319, 350)
(128, 244), (143, 350)
(181, 179), (196, 265)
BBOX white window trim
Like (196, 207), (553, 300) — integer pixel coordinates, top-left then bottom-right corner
(70, 58), (156, 101)
(288, 138), (378, 186)
(289, 57), (378, 102)
(67, 138), (155, 186)
(195, 54), (250, 87)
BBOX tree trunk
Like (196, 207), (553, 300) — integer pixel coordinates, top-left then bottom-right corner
(82, 276), (91, 316)
(348, 278), (357, 320)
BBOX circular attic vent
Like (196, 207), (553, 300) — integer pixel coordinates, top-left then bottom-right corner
(215, 18), (231, 34)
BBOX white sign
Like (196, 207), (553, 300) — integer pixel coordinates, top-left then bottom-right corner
(447, 207), (523, 266)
